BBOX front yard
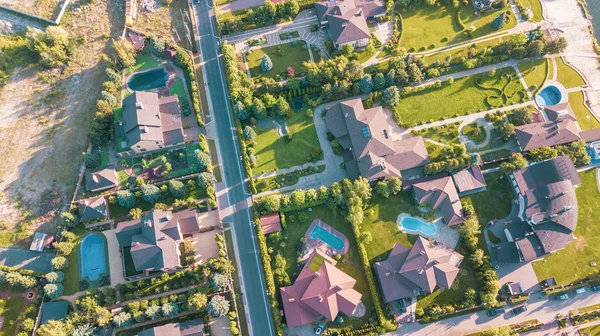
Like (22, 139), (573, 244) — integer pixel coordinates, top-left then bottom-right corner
(569, 91), (600, 131)
(532, 170), (600, 285)
(246, 41), (312, 80)
(518, 58), (548, 95)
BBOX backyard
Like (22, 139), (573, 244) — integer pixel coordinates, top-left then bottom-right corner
(532, 170), (600, 285)
(394, 67), (526, 127)
(412, 122), (461, 145)
(518, 58), (548, 95)
(127, 46), (164, 75)
(0, 296), (25, 336)
(400, 4), (516, 51)
(252, 112), (321, 174)
(569, 91), (600, 131)
(246, 41), (312, 80)
(62, 225), (87, 295)
(461, 171), (514, 227)
(556, 57), (586, 89)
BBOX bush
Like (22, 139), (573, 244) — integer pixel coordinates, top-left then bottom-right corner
(198, 172), (216, 189)
(116, 190), (136, 209)
(208, 295), (230, 317)
(141, 184), (161, 204)
(168, 180), (187, 198)
(84, 153), (101, 168)
(51, 256), (69, 270)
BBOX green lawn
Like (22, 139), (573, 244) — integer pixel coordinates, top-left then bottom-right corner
(63, 225), (87, 295)
(421, 34), (513, 65)
(394, 67), (526, 127)
(279, 206), (374, 327)
(581, 324), (600, 336)
(252, 112), (321, 174)
(400, 5), (516, 51)
(520, 0), (543, 22)
(0, 296), (25, 336)
(246, 41), (311, 80)
(425, 141), (446, 161)
(461, 172), (514, 227)
(570, 91), (600, 131)
(518, 58), (548, 95)
(128, 46), (164, 75)
(462, 122), (487, 144)
(556, 57), (586, 88)
(169, 77), (191, 117)
(412, 122), (461, 145)
(533, 170), (600, 284)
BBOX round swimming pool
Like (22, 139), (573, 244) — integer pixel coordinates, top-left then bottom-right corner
(398, 215), (437, 237)
(79, 233), (107, 281)
(536, 85), (562, 106)
(128, 67), (168, 91)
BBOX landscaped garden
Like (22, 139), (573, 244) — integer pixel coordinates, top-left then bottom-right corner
(518, 58), (548, 95)
(256, 165), (325, 193)
(461, 172), (514, 227)
(462, 122), (487, 144)
(532, 170), (600, 284)
(569, 91), (600, 131)
(556, 57), (586, 89)
(127, 46), (164, 75)
(246, 41), (311, 80)
(412, 122), (461, 145)
(421, 34), (513, 65)
(169, 77), (192, 116)
(394, 67), (526, 127)
(0, 296), (25, 336)
(399, 4), (516, 51)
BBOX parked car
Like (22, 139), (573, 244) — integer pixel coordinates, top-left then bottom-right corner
(576, 288), (586, 294)
(591, 285), (600, 291)
(512, 306), (527, 315)
(556, 293), (570, 300)
(487, 308), (506, 316)
(315, 324), (325, 335)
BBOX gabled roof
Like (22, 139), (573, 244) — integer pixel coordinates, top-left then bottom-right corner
(85, 165), (118, 192)
(78, 196), (108, 222)
(544, 102), (576, 121)
(280, 251), (362, 327)
(138, 319), (204, 336)
(413, 176), (464, 226)
(515, 118), (581, 151)
(452, 166), (486, 193)
(374, 237), (463, 302)
(259, 213), (282, 234)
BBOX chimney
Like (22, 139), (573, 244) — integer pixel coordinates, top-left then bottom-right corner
(136, 102), (144, 109)
(288, 298), (296, 303)
(336, 285), (343, 290)
(132, 242), (139, 247)
(158, 236), (166, 241)
(419, 250), (425, 255)
(315, 272), (320, 277)
(433, 260), (439, 265)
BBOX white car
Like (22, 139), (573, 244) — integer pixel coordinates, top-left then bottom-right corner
(576, 288), (586, 294)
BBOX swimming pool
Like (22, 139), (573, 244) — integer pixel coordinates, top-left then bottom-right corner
(128, 67), (168, 91)
(79, 233), (106, 281)
(398, 215), (437, 236)
(536, 85), (562, 106)
(309, 224), (345, 251)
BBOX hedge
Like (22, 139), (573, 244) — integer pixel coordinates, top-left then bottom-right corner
(172, 45), (204, 126)
(509, 294), (529, 304)
(0, 265), (44, 278)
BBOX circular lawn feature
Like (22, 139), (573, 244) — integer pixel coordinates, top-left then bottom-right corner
(130, 164), (144, 177)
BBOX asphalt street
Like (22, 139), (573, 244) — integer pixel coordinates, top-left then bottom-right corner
(194, 1), (274, 335)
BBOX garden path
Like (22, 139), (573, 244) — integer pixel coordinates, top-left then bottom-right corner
(513, 64), (534, 100)
(551, 56), (558, 80)
(457, 116), (494, 150)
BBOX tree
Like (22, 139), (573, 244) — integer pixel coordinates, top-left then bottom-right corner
(51, 256), (69, 270)
(128, 207), (142, 219)
(145, 305), (161, 320)
(25, 27), (73, 68)
(84, 153), (101, 168)
(161, 302), (180, 317)
(375, 181), (390, 198)
(60, 211), (76, 227)
(526, 40), (545, 57)
(529, 146), (558, 161)
(262, 194), (281, 213)
(21, 318), (35, 332)
(545, 37), (568, 54)
(45, 271), (64, 283)
(341, 44), (354, 57)
(360, 74), (373, 94)
(385, 69), (396, 87)
(198, 172), (216, 189)
(511, 33), (528, 47)
(208, 295), (230, 317)
(73, 324), (96, 336)
(508, 108), (532, 125)
(37, 320), (72, 336)
(498, 121), (515, 141)
(499, 153), (528, 175)
(291, 189), (306, 206)
(285, 0), (300, 17)
(113, 312), (132, 328)
(491, 12), (506, 30)
(243, 126), (257, 142)
(407, 63), (423, 84)
(488, 67), (497, 77)
(116, 190), (136, 208)
(194, 149), (211, 171)
(141, 184), (161, 203)
(470, 249), (485, 267)
(481, 326), (511, 336)
(373, 73), (386, 91)
(210, 273), (230, 291)
(557, 139), (591, 166)
(113, 38), (136, 68)
(188, 292), (208, 311)
(44, 283), (64, 299)
(365, 40), (376, 55)
(252, 97), (266, 117)
(168, 180), (187, 198)
(61, 231), (77, 242)
(274, 96), (291, 118)
(54, 241), (75, 256)
(382, 86), (400, 107)
(260, 54), (273, 72)
(234, 101), (251, 120)
(464, 288), (477, 308)
(359, 231), (373, 245)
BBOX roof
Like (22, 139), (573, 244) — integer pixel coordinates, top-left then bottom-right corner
(512, 155), (581, 194)
(259, 213), (282, 234)
(78, 196), (108, 222)
(115, 209), (200, 272)
(280, 251), (362, 327)
(0, 248), (54, 273)
(523, 180), (578, 230)
(374, 237), (463, 302)
(515, 118), (581, 151)
(452, 166), (486, 193)
(315, 0), (381, 45)
(30, 232), (48, 252)
(138, 319), (204, 336)
(125, 31), (145, 51)
(325, 98), (429, 180)
(122, 92), (184, 150)
(507, 282), (523, 295)
(412, 176), (464, 226)
(544, 102), (576, 121)
(41, 301), (69, 324)
(581, 128), (600, 143)
(515, 235), (546, 261)
(85, 166), (118, 192)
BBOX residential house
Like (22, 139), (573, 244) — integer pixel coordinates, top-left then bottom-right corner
(137, 319), (204, 336)
(515, 103), (581, 152)
(259, 213), (282, 234)
(85, 165), (118, 193)
(451, 165), (487, 196)
(315, 0), (385, 50)
(115, 209), (201, 274)
(374, 237), (463, 303)
(472, 0), (497, 10)
(412, 176), (464, 226)
(119, 91), (185, 154)
(325, 98), (430, 181)
(78, 196), (109, 222)
(280, 251), (362, 327)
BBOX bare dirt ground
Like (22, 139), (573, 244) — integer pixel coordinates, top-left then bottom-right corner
(0, 0), (125, 246)
(134, 0), (194, 50)
(0, 7), (45, 33)
(0, 0), (64, 21)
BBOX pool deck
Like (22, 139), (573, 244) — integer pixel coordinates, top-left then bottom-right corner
(536, 80), (568, 109)
(397, 213), (460, 250)
(304, 219), (349, 256)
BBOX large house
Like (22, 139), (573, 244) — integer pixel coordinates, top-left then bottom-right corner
(85, 165), (118, 193)
(374, 237), (463, 303)
(325, 98), (430, 181)
(280, 251), (362, 327)
(115, 209), (201, 274)
(499, 155), (581, 262)
(315, 0), (385, 50)
(119, 91), (185, 154)
(412, 176), (464, 226)
(138, 319), (204, 336)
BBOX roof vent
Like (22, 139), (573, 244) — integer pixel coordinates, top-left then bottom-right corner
(341, 23), (347, 28)
(315, 272), (320, 277)
(144, 219), (153, 228)
(136, 102), (144, 109)
(288, 298), (296, 303)
(419, 250), (425, 255)
(383, 129), (389, 139)
(158, 236), (166, 241)
(385, 272), (391, 276)
(318, 294), (324, 302)
(417, 269), (424, 274)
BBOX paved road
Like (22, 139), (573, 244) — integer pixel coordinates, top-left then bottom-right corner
(194, 1), (274, 335)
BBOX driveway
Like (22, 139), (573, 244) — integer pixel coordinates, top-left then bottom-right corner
(103, 230), (126, 286)
(210, 315), (234, 336)
(497, 262), (541, 294)
(192, 230), (220, 265)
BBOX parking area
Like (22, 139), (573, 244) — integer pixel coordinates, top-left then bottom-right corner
(497, 262), (541, 294)
(192, 230), (220, 264)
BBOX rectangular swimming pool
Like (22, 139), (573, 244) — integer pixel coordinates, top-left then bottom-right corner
(127, 67), (167, 91)
(309, 224), (345, 251)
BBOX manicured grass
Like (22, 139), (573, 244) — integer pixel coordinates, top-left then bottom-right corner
(400, 5), (516, 51)
(252, 112), (321, 174)
(556, 57), (586, 89)
(128, 46), (163, 75)
(518, 58), (548, 95)
(570, 91), (600, 131)
(412, 122), (461, 145)
(532, 170), (600, 284)
(520, 0), (543, 22)
(208, 139), (223, 182)
(224, 230), (250, 336)
(355, 48), (376, 64)
(581, 324), (600, 336)
(169, 77), (191, 117)
(487, 230), (502, 244)
(394, 67), (526, 127)
(0, 296), (25, 336)
(62, 225), (87, 295)
(461, 172), (514, 227)
(421, 34), (512, 65)
(246, 41), (311, 80)
(573, 303), (600, 314)
(279, 206), (373, 326)
(462, 122), (487, 144)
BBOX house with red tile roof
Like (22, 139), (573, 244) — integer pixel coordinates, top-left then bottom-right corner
(259, 213), (282, 234)
(412, 176), (464, 226)
(280, 251), (362, 327)
(451, 166), (487, 196)
(374, 237), (463, 303)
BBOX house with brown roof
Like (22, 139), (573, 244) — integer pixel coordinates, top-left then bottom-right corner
(325, 98), (430, 181)
(504, 155), (581, 262)
(515, 105), (581, 151)
(452, 166), (487, 196)
(280, 250), (362, 327)
(115, 209), (201, 274)
(315, 0), (385, 50)
(374, 237), (463, 303)
(412, 176), (464, 226)
(78, 196), (108, 222)
(85, 165), (118, 193)
(137, 319), (204, 336)
(259, 213), (282, 234)
(119, 91), (185, 154)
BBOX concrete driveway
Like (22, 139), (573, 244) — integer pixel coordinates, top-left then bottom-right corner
(210, 315), (234, 336)
(497, 262), (541, 293)
(192, 230), (220, 265)
(103, 230), (126, 286)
